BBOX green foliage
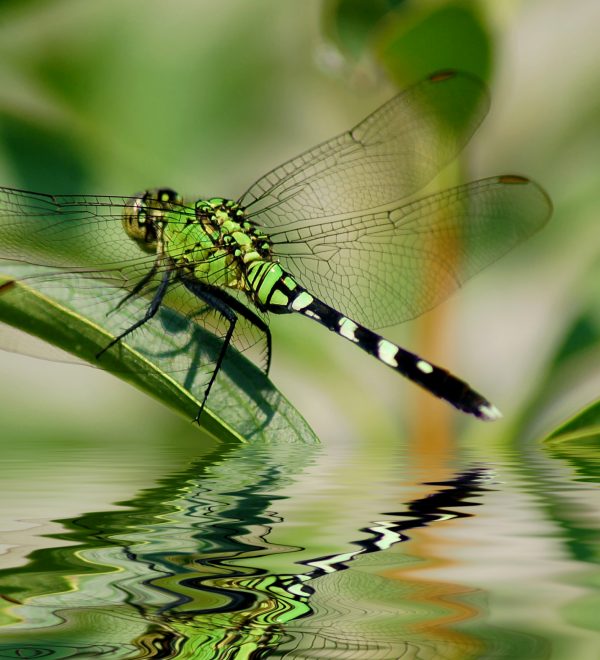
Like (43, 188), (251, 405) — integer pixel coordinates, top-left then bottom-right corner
(543, 399), (600, 487)
(322, 0), (409, 58)
(323, 0), (491, 81)
(513, 255), (600, 442)
(545, 399), (600, 444)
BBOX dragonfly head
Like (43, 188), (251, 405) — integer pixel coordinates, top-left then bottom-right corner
(123, 188), (182, 253)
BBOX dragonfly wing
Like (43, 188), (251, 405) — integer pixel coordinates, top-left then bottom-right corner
(0, 187), (207, 294)
(0, 188), (136, 267)
(266, 176), (552, 328)
(239, 71), (489, 225)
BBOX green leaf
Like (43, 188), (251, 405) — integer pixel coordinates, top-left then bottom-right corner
(513, 255), (600, 439)
(542, 399), (600, 485)
(544, 399), (600, 445)
(322, 0), (410, 59)
(375, 3), (492, 84)
(324, 1), (492, 83)
(0, 268), (317, 444)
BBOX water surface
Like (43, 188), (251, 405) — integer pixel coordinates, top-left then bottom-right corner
(1, 422), (598, 659)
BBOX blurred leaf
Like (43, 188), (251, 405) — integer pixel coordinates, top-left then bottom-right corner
(542, 399), (600, 485)
(0, 269), (317, 444)
(514, 255), (600, 439)
(322, 0), (409, 58)
(375, 2), (492, 83)
(324, 1), (491, 83)
(545, 261), (600, 371)
(0, 114), (89, 191)
(544, 399), (600, 444)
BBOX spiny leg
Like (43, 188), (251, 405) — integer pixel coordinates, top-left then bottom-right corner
(96, 267), (172, 359)
(289, 290), (501, 421)
(181, 279), (241, 423)
(217, 289), (272, 374)
(112, 261), (159, 313)
(184, 278), (272, 374)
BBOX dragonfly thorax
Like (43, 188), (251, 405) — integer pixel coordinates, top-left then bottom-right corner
(193, 197), (272, 261)
(187, 197), (276, 291)
(123, 190), (276, 294)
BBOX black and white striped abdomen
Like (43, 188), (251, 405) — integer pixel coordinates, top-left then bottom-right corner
(286, 288), (501, 421)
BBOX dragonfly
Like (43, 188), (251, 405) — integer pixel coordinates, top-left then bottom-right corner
(0, 71), (552, 422)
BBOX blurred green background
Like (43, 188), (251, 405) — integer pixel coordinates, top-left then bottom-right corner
(0, 0), (598, 453)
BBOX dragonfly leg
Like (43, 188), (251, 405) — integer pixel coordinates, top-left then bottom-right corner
(181, 279), (240, 423)
(214, 290), (272, 373)
(96, 267), (172, 359)
(111, 261), (159, 313)
(184, 278), (272, 373)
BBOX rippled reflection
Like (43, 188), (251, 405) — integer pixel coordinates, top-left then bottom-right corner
(1, 429), (598, 658)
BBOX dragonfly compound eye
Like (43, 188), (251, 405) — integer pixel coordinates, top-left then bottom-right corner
(123, 188), (183, 252)
(154, 188), (182, 205)
(123, 192), (159, 253)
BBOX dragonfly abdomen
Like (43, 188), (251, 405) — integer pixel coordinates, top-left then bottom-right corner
(285, 287), (501, 421)
(246, 260), (302, 311)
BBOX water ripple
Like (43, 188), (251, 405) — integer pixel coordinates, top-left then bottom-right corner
(1, 430), (598, 658)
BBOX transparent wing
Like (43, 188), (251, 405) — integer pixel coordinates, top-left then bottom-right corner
(239, 70), (490, 225)
(266, 176), (552, 327)
(0, 188), (270, 383)
(0, 187), (175, 278)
